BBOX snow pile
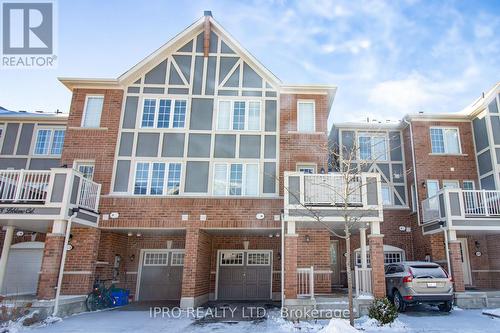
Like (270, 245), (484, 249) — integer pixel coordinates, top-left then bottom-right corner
(483, 308), (500, 318)
(357, 316), (408, 332)
(318, 319), (359, 333)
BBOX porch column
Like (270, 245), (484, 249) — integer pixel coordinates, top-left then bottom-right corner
(359, 227), (368, 269)
(180, 227), (211, 308)
(448, 241), (465, 292)
(284, 230), (298, 300)
(0, 226), (15, 293)
(369, 221), (386, 298)
(37, 221), (66, 300)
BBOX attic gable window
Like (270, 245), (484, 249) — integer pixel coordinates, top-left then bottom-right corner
(141, 98), (187, 129)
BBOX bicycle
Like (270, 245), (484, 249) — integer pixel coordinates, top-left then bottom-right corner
(85, 279), (116, 311)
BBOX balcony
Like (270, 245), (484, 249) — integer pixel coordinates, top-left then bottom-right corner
(422, 189), (500, 232)
(0, 168), (101, 231)
(283, 172), (383, 223)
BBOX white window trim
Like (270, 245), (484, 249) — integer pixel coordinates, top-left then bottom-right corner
(429, 126), (462, 155)
(246, 252), (271, 266)
(442, 180), (460, 189)
(216, 99), (261, 131)
(33, 127), (66, 157)
(81, 95), (105, 128)
(297, 100), (316, 133)
(74, 160), (96, 180)
(381, 184), (393, 205)
(212, 162), (259, 196)
(357, 133), (388, 161)
(170, 251), (185, 266)
(133, 161), (183, 196)
(410, 184), (417, 213)
(463, 180), (475, 190)
(296, 163), (317, 174)
(140, 97), (188, 129)
(426, 179), (440, 198)
(143, 252), (169, 266)
(219, 251), (245, 266)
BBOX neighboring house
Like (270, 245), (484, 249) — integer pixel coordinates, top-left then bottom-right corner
(0, 12), (498, 314)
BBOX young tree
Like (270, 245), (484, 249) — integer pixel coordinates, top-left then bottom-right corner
(283, 130), (403, 326)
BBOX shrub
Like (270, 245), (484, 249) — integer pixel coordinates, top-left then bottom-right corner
(368, 297), (398, 325)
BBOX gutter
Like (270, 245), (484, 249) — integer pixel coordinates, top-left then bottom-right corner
(52, 209), (78, 317)
(403, 118), (421, 224)
(280, 212), (285, 307)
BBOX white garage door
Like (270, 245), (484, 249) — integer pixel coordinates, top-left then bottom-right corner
(1, 242), (44, 296)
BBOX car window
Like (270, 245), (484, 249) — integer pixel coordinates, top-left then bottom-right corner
(385, 265), (395, 274)
(396, 265), (405, 273)
(410, 265), (447, 278)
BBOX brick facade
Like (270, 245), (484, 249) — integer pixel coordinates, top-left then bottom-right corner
(37, 234), (65, 299)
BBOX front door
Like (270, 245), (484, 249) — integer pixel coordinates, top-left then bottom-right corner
(330, 240), (340, 286)
(458, 238), (472, 285)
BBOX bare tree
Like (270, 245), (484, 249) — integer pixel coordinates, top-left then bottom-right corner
(282, 129), (404, 326)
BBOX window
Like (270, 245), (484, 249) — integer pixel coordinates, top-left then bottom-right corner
(381, 184), (392, 205)
(247, 252), (270, 265)
(463, 181), (475, 191)
(144, 252), (168, 266)
(297, 101), (315, 132)
(442, 180), (459, 189)
(358, 134), (387, 161)
(430, 128), (460, 154)
(82, 96), (104, 128)
(297, 164), (316, 174)
(355, 251), (404, 266)
(212, 163), (259, 196)
(171, 252), (185, 266)
(141, 98), (187, 129)
(220, 252), (244, 265)
(426, 180), (440, 198)
(134, 162), (182, 195)
(75, 162), (95, 180)
(217, 100), (261, 131)
(34, 129), (66, 156)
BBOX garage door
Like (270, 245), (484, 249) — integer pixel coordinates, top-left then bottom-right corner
(217, 251), (272, 300)
(138, 250), (184, 301)
(1, 242), (44, 296)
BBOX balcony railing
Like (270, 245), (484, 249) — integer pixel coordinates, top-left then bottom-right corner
(0, 168), (101, 213)
(0, 170), (51, 203)
(284, 172), (383, 222)
(422, 189), (500, 225)
(297, 267), (314, 298)
(355, 267), (373, 296)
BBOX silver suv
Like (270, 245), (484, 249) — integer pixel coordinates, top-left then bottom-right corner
(385, 261), (454, 312)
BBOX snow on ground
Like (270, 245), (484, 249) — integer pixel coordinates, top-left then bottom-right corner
(7, 306), (500, 333)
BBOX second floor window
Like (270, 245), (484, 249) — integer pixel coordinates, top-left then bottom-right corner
(381, 184), (392, 205)
(358, 134), (387, 161)
(430, 127), (460, 154)
(82, 96), (104, 128)
(34, 129), (65, 155)
(297, 101), (315, 132)
(75, 162), (95, 180)
(213, 163), (258, 196)
(217, 100), (261, 131)
(134, 162), (181, 195)
(141, 98), (187, 129)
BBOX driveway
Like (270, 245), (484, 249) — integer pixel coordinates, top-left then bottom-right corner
(11, 305), (500, 333)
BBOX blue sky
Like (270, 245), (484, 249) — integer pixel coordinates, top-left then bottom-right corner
(1, 0), (499, 127)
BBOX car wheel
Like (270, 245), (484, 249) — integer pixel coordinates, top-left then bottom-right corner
(393, 290), (407, 312)
(438, 301), (453, 312)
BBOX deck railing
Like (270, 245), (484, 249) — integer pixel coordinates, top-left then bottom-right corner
(0, 170), (51, 202)
(77, 176), (101, 212)
(354, 267), (372, 296)
(297, 267), (314, 298)
(304, 174), (362, 206)
(422, 189), (500, 224)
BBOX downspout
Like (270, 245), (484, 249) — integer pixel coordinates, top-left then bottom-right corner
(53, 209), (78, 317)
(403, 118), (421, 224)
(280, 212), (285, 307)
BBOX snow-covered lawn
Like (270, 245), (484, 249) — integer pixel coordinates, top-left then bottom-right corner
(8, 307), (500, 333)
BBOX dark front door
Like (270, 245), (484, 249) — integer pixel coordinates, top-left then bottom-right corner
(330, 240), (341, 286)
(217, 251), (272, 300)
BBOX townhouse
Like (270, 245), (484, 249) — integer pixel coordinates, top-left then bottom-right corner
(0, 11), (498, 316)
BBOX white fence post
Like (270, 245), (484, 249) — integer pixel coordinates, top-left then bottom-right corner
(310, 266), (315, 300)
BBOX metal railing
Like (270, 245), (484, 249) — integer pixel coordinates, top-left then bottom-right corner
(0, 169), (51, 202)
(297, 266), (314, 298)
(463, 190), (500, 217)
(304, 174), (362, 206)
(355, 267), (372, 296)
(77, 176), (101, 212)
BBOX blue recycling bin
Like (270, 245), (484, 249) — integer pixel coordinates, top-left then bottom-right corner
(110, 289), (129, 306)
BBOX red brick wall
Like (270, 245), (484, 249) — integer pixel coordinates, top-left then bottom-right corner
(279, 94), (329, 194)
(37, 234), (65, 299)
(61, 88), (124, 194)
